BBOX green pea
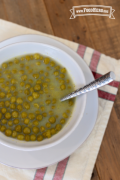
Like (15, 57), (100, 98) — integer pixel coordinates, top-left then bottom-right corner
(20, 64), (24, 68)
(0, 113), (2, 119)
(46, 100), (51, 105)
(5, 129), (12, 136)
(51, 106), (55, 109)
(5, 112), (11, 119)
(28, 96), (33, 102)
(28, 79), (33, 83)
(20, 82), (25, 87)
(55, 124), (62, 131)
(8, 120), (13, 126)
(17, 105), (23, 111)
(46, 122), (51, 128)
(21, 112), (27, 118)
(46, 130), (51, 138)
(62, 113), (68, 118)
(19, 70), (24, 75)
(13, 119), (19, 124)
(16, 98), (23, 104)
(40, 106), (45, 112)
(28, 113), (35, 120)
(60, 74), (65, 78)
(23, 127), (31, 134)
(0, 125), (6, 132)
(11, 79), (17, 84)
(15, 125), (22, 132)
(0, 92), (5, 98)
(40, 70), (44, 74)
(44, 57), (50, 64)
(50, 128), (56, 135)
(33, 73), (39, 79)
(21, 75), (27, 81)
(50, 61), (55, 67)
(32, 127), (39, 134)
(11, 96), (16, 103)
(11, 85), (16, 91)
(42, 112), (47, 117)
(52, 98), (57, 104)
(36, 61), (41, 65)
(2, 63), (7, 69)
(46, 66), (50, 71)
(49, 117), (56, 124)
(24, 89), (30, 95)
(60, 84), (66, 90)
(37, 135), (43, 141)
(33, 120), (39, 126)
(34, 53), (40, 60)
(32, 92), (39, 99)
(25, 84), (30, 89)
(54, 71), (59, 76)
(40, 126), (45, 132)
(24, 119), (30, 125)
(6, 93), (12, 98)
(45, 78), (50, 82)
(1, 108), (7, 114)
(5, 101), (10, 107)
(30, 134), (36, 141)
(10, 103), (16, 109)
(17, 134), (24, 140)
(66, 79), (69, 83)
(12, 111), (19, 118)
(23, 102), (30, 110)
(61, 68), (66, 73)
(1, 119), (7, 124)
(36, 114), (43, 121)
(60, 119), (65, 124)
(45, 72), (49, 76)
(25, 135), (30, 141)
(49, 111), (53, 115)
(12, 131), (17, 138)
(0, 101), (4, 107)
(36, 80), (42, 84)
(42, 83), (48, 88)
(25, 55), (30, 61)
(66, 109), (70, 113)
(34, 84), (41, 91)
(55, 66), (60, 70)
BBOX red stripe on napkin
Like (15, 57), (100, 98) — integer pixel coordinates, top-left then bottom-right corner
(53, 157), (69, 180)
(77, 45), (86, 58)
(34, 167), (47, 180)
(98, 89), (116, 101)
(90, 50), (101, 72)
(92, 72), (119, 88)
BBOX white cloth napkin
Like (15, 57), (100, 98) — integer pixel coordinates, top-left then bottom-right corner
(0, 19), (119, 180)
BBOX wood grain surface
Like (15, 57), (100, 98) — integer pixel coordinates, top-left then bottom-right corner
(0, 0), (120, 179)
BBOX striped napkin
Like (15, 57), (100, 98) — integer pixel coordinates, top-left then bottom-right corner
(0, 19), (119, 180)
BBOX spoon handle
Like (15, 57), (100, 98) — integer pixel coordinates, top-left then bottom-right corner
(60, 71), (115, 102)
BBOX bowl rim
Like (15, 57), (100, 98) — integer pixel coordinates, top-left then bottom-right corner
(0, 41), (86, 151)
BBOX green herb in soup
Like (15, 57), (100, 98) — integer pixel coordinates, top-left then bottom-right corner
(0, 54), (75, 141)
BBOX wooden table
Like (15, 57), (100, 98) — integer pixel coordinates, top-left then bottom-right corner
(0, 0), (120, 179)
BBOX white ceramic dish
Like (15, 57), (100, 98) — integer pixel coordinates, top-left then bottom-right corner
(0, 42), (86, 151)
(0, 35), (98, 168)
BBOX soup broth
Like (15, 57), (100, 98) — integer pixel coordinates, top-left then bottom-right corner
(0, 53), (75, 141)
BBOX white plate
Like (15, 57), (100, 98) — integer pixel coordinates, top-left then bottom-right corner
(0, 35), (98, 168)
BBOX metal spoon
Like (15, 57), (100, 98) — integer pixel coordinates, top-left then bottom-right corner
(60, 71), (115, 102)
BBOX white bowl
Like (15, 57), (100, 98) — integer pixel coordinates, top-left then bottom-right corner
(0, 42), (86, 151)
